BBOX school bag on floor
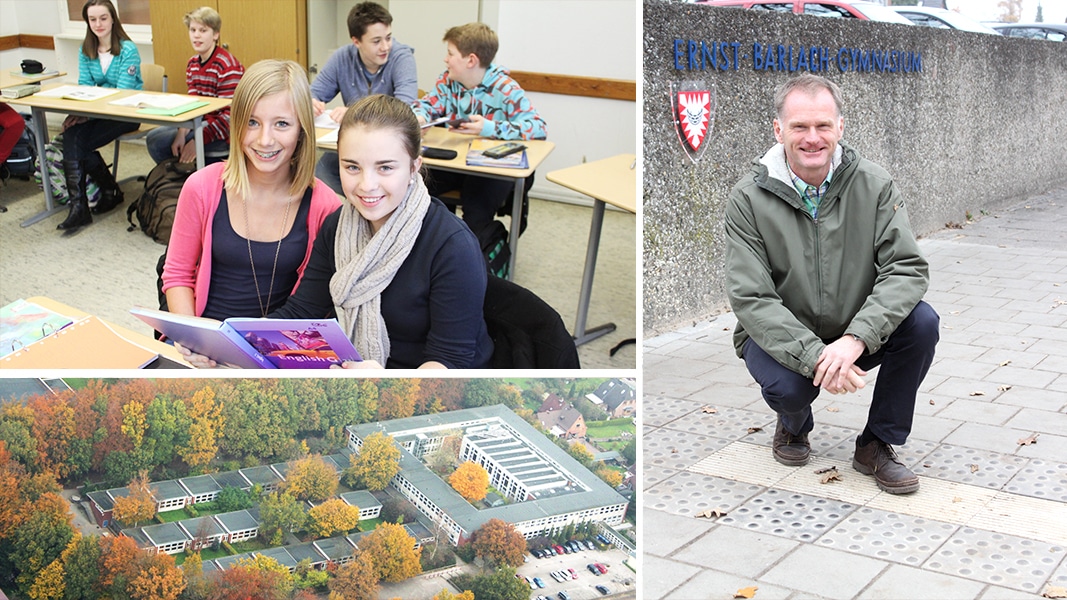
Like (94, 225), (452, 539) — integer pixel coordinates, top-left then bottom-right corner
(3, 113), (37, 179)
(127, 157), (194, 244)
(33, 134), (100, 206)
(475, 219), (511, 279)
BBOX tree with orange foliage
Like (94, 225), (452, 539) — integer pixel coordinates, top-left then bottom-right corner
(285, 455), (339, 502)
(328, 549), (379, 600)
(449, 461), (489, 503)
(595, 465), (624, 488)
(434, 590), (476, 600)
(128, 551), (185, 600)
(26, 393), (76, 478)
(377, 379), (420, 421)
(359, 522), (422, 582)
(307, 498), (361, 539)
(99, 534), (143, 595)
(178, 387), (223, 473)
(207, 564), (291, 600)
(471, 518), (527, 568)
(345, 432), (401, 491)
(112, 472), (156, 527)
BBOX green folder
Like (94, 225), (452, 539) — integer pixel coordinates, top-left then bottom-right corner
(137, 100), (210, 116)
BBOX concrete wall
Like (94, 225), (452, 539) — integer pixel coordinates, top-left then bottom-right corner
(643, 0), (1067, 333)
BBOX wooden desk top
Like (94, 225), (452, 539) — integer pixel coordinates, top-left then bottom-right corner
(25, 296), (190, 367)
(317, 125), (555, 180)
(8, 86), (230, 124)
(0, 70), (66, 90)
(546, 153), (637, 213)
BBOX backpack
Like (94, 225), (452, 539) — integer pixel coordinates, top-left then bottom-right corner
(126, 158), (194, 245)
(4, 113), (36, 179)
(33, 134), (100, 206)
(474, 219), (511, 279)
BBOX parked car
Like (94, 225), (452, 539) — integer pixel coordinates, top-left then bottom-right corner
(526, 576), (536, 590)
(568, 567), (578, 579)
(587, 563), (601, 575)
(583, 539), (595, 550)
(992, 22), (1067, 42)
(596, 534), (611, 546)
(890, 6), (1000, 34)
(596, 585), (611, 595)
(558, 592), (571, 600)
(567, 540), (581, 552)
(533, 577), (546, 589)
(553, 544), (566, 555)
(695, 0), (914, 25)
(595, 562), (608, 574)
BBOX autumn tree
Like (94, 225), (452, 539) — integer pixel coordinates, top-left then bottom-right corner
(112, 472), (156, 527)
(328, 550), (379, 600)
(318, 379), (378, 432)
(218, 380), (297, 459)
(285, 455), (339, 502)
(434, 590), (475, 600)
(128, 551), (185, 600)
(178, 387), (223, 473)
(182, 551), (210, 600)
(358, 522), (422, 582)
(61, 534), (102, 600)
(307, 499), (361, 539)
(567, 442), (594, 468)
(208, 558), (292, 600)
(9, 493), (74, 596)
(466, 567), (529, 600)
(99, 535), (143, 596)
(345, 432), (401, 491)
(462, 379), (505, 409)
(26, 393), (76, 478)
(470, 518), (526, 568)
(377, 379), (420, 421)
(449, 462), (489, 503)
(143, 395), (190, 468)
(28, 557), (64, 600)
(259, 492), (307, 545)
(595, 465), (624, 488)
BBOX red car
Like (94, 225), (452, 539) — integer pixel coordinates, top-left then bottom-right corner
(695, 0), (914, 25)
(595, 563), (608, 574)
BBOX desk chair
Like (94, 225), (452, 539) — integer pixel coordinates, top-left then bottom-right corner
(483, 275), (580, 369)
(112, 63), (166, 182)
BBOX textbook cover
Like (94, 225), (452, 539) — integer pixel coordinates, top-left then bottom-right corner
(0, 298), (74, 358)
(226, 318), (362, 369)
(129, 308), (361, 369)
(465, 139), (528, 169)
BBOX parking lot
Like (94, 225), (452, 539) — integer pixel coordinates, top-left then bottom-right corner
(515, 545), (635, 599)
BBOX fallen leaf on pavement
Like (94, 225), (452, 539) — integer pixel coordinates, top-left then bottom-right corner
(670, 448), (678, 454)
(734, 586), (758, 599)
(747, 427), (762, 434)
(949, 310), (961, 315)
(970, 464), (979, 473)
(702, 406), (718, 414)
(997, 385), (1012, 392)
(696, 509), (726, 519)
(999, 360), (1012, 367)
(952, 497), (963, 503)
(1042, 585), (1067, 599)
(826, 406), (839, 413)
(1017, 433), (1039, 446)
(970, 391), (986, 397)
(816, 466), (841, 484)
(929, 399), (935, 405)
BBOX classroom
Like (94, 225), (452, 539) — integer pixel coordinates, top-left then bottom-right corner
(0, 0), (638, 370)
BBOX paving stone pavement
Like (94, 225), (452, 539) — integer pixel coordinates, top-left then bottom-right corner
(642, 187), (1067, 600)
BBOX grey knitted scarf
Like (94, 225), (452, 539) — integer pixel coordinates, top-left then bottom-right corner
(329, 173), (430, 364)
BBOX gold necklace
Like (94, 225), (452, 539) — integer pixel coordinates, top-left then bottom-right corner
(244, 195), (293, 318)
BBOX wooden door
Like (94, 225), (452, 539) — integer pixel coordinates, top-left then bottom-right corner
(216, 0), (307, 70)
(148, 0), (208, 95)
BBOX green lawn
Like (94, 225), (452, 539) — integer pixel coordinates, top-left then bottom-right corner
(230, 539), (269, 554)
(174, 546), (229, 565)
(157, 509), (186, 523)
(360, 517), (385, 531)
(585, 418), (636, 439)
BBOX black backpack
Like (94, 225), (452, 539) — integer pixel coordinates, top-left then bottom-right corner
(3, 113), (37, 179)
(126, 158), (194, 245)
(474, 219), (511, 279)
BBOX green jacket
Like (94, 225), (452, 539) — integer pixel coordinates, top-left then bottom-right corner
(724, 141), (929, 377)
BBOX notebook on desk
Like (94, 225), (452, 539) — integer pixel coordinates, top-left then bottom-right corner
(0, 315), (160, 369)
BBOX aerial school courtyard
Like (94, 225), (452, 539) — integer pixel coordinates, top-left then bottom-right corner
(641, 1), (1067, 598)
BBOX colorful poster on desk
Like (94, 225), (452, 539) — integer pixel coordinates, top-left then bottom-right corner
(0, 315), (159, 369)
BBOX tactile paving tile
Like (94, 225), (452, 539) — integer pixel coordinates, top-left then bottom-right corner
(823, 437), (938, 468)
(971, 493), (1067, 547)
(815, 507), (959, 566)
(776, 455), (883, 506)
(689, 441), (798, 487)
(642, 462), (679, 489)
(910, 444), (1029, 489)
(645, 395), (707, 427)
(923, 527), (1066, 593)
(1003, 458), (1067, 503)
(643, 470), (765, 517)
(796, 423), (863, 461)
(644, 426), (731, 471)
(717, 488), (857, 542)
(659, 404), (774, 442)
(866, 476), (995, 525)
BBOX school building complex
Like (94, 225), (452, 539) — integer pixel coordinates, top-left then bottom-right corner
(346, 404), (629, 545)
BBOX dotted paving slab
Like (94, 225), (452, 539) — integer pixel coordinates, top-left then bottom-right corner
(911, 444), (1029, 489)
(643, 470), (764, 517)
(1003, 458), (1067, 503)
(815, 506), (959, 567)
(923, 527), (1066, 593)
(718, 488), (857, 542)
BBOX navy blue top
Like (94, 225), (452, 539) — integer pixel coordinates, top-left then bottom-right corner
(270, 198), (493, 369)
(203, 190), (310, 320)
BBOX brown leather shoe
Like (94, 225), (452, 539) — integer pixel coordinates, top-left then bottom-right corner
(852, 438), (919, 494)
(772, 417), (810, 466)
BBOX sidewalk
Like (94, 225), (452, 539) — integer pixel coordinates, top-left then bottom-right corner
(642, 186), (1067, 599)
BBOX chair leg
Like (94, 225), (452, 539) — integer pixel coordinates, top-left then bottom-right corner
(112, 139), (120, 181)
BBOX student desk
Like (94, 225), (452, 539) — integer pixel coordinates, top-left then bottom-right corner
(546, 154), (637, 346)
(317, 126), (555, 278)
(7, 87), (230, 227)
(0, 70), (67, 89)
(1, 296), (191, 369)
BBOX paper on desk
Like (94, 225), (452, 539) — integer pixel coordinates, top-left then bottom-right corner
(110, 93), (194, 109)
(318, 128), (339, 144)
(315, 112), (341, 129)
(35, 85), (120, 101)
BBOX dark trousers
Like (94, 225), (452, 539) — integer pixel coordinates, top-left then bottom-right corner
(742, 301), (939, 446)
(425, 168), (532, 231)
(62, 118), (139, 162)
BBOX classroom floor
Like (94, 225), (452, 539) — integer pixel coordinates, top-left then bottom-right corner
(0, 136), (636, 370)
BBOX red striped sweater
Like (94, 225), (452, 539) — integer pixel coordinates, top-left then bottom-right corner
(185, 46), (244, 145)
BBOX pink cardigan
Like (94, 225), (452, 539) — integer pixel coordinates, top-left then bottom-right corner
(161, 162), (342, 317)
